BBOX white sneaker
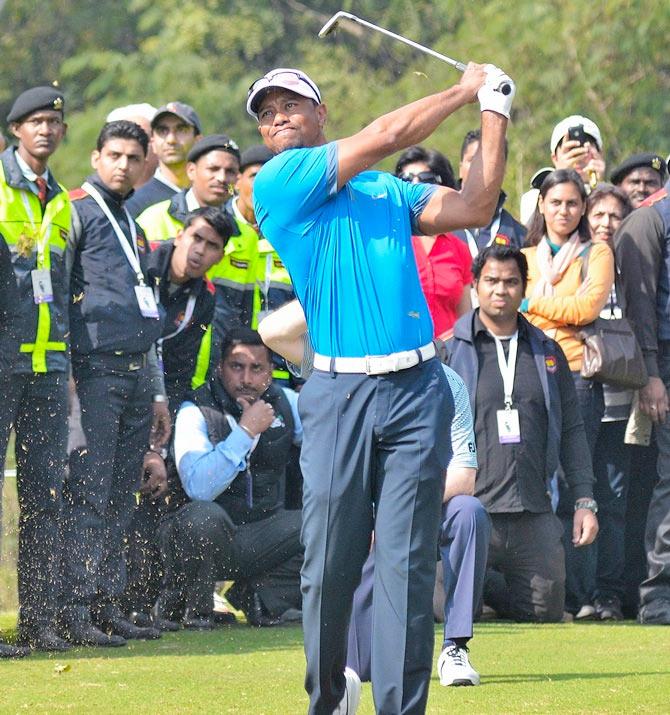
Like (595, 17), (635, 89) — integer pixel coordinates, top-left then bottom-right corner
(437, 645), (480, 686)
(334, 667), (361, 714)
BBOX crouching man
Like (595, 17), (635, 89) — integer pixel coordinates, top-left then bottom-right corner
(156, 327), (303, 627)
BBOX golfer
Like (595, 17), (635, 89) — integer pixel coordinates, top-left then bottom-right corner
(247, 63), (515, 714)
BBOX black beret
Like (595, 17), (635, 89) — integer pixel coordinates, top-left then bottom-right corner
(7, 86), (65, 123)
(239, 144), (274, 171)
(610, 152), (667, 185)
(187, 134), (241, 164)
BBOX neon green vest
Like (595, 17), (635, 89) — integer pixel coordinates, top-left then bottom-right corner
(0, 161), (70, 373)
(136, 199), (181, 245)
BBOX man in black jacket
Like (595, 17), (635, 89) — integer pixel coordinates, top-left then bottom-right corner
(155, 328), (303, 628)
(59, 121), (169, 647)
(446, 244), (598, 621)
(122, 206), (236, 626)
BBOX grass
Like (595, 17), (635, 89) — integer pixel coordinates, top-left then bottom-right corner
(2, 464), (670, 713)
(0, 617), (668, 713)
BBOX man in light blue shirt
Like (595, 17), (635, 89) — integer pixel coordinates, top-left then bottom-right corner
(156, 327), (303, 629)
(248, 63), (515, 714)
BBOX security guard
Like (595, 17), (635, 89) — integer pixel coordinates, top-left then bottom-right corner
(59, 120), (168, 647)
(232, 145), (295, 384)
(610, 152), (668, 209)
(0, 86), (71, 655)
(136, 135), (251, 339)
(123, 206), (237, 626)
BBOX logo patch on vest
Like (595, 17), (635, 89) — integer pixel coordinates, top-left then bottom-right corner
(270, 414), (285, 429)
(545, 355), (557, 373)
(494, 233), (510, 246)
(136, 235), (146, 252)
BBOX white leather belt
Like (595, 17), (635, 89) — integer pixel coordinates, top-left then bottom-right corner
(313, 342), (436, 375)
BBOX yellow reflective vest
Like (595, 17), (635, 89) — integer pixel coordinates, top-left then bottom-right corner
(0, 151), (70, 373)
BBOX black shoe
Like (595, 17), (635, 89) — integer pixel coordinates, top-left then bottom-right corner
(130, 610), (180, 633)
(151, 589), (184, 624)
(99, 616), (161, 640)
(213, 610), (238, 626)
(182, 608), (215, 630)
(62, 620), (126, 647)
(595, 596), (624, 621)
(17, 626), (72, 652)
(0, 642), (31, 658)
(245, 592), (281, 628)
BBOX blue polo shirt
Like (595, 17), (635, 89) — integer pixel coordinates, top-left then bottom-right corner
(254, 141), (437, 357)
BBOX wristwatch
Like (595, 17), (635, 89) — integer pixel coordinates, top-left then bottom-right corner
(574, 498), (598, 514)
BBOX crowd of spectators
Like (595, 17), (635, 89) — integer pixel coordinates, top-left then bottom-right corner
(0, 81), (668, 676)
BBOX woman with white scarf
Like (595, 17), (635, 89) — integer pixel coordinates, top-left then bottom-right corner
(521, 169), (614, 621)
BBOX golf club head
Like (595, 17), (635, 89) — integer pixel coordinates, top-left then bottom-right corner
(318, 11), (357, 38)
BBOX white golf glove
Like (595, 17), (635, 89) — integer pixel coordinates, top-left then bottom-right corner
(477, 65), (515, 119)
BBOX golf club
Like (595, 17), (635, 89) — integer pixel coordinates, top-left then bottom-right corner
(318, 11), (511, 95)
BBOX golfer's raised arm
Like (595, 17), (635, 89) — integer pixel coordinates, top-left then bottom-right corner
(417, 110), (509, 234)
(335, 63), (513, 190)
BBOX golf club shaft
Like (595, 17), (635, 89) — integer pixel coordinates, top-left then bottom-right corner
(321, 11), (511, 95)
(341, 12), (466, 72)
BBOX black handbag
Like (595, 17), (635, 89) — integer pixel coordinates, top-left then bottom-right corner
(577, 245), (647, 389)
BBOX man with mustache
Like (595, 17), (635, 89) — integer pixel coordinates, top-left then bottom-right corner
(59, 120), (170, 647)
(155, 327), (303, 629)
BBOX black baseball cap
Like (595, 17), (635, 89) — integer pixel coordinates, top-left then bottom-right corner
(151, 101), (202, 134)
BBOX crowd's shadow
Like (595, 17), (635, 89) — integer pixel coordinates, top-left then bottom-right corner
(0, 622), (306, 660)
(482, 670), (669, 685)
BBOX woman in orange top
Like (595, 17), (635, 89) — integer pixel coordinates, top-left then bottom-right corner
(522, 168), (614, 619)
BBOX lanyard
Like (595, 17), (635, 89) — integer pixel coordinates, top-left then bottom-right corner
(158, 292), (197, 343)
(20, 192), (51, 267)
(82, 181), (144, 286)
(257, 253), (273, 309)
(493, 331), (518, 409)
(465, 210), (502, 259)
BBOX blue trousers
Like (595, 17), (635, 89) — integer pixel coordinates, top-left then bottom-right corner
(298, 359), (452, 715)
(558, 373), (603, 613)
(593, 420), (631, 602)
(346, 496), (490, 682)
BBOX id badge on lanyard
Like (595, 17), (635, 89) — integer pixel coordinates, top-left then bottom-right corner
(493, 332), (521, 444)
(21, 192), (54, 304)
(82, 181), (160, 319)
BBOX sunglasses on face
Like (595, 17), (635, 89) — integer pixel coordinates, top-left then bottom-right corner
(248, 71), (321, 100)
(398, 170), (442, 185)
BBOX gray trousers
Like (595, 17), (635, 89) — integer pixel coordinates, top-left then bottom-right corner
(640, 341), (670, 608)
(298, 360), (451, 715)
(347, 495), (490, 682)
(484, 511), (565, 622)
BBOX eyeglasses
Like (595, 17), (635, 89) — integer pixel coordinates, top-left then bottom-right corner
(248, 70), (321, 102)
(398, 170), (442, 185)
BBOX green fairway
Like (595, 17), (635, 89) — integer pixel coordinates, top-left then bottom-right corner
(0, 615), (669, 714)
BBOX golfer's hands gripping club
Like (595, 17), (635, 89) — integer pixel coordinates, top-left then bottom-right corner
(477, 64), (515, 119)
